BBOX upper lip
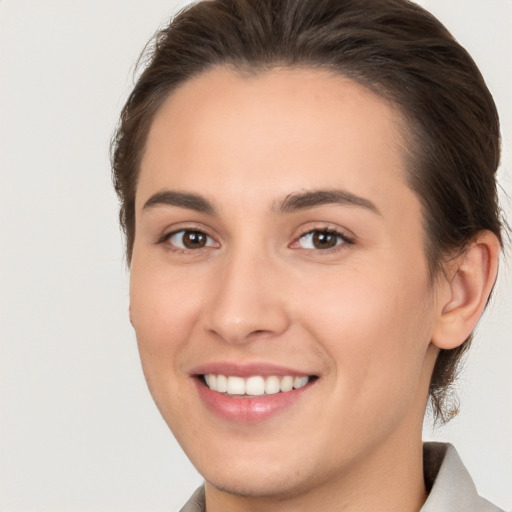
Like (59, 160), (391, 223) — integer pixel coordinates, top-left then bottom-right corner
(190, 362), (315, 378)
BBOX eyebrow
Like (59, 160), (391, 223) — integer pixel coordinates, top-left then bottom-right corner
(142, 188), (380, 216)
(143, 190), (215, 214)
(276, 189), (380, 215)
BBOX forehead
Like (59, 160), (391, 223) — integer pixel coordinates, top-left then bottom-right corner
(138, 66), (416, 219)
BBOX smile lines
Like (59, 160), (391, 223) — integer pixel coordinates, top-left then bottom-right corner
(203, 374), (311, 396)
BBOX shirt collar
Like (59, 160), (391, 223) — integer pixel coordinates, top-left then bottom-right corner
(421, 442), (502, 512)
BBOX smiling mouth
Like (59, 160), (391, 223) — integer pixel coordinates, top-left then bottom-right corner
(200, 374), (318, 396)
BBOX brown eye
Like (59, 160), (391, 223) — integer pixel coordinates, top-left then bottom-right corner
(167, 230), (216, 250)
(298, 230), (347, 250)
(313, 231), (338, 249)
(183, 231), (207, 248)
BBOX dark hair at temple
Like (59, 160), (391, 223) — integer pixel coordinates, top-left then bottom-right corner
(111, 0), (502, 422)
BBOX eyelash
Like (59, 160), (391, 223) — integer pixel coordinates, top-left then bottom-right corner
(157, 228), (218, 253)
(157, 226), (355, 254)
(293, 227), (355, 252)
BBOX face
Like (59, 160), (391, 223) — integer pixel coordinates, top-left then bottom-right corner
(130, 67), (442, 500)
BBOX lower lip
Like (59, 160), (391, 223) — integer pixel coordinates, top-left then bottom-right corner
(194, 378), (312, 423)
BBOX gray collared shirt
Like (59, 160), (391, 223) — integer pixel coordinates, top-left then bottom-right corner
(179, 442), (504, 511)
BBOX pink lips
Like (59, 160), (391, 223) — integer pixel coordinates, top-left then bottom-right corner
(191, 363), (315, 424)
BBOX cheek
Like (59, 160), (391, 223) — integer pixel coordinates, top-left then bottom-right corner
(298, 267), (434, 399)
(129, 263), (201, 387)
(130, 259), (201, 338)
(129, 264), (210, 435)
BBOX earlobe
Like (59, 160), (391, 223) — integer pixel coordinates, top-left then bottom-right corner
(431, 231), (500, 350)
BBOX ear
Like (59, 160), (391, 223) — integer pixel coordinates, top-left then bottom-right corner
(431, 231), (500, 350)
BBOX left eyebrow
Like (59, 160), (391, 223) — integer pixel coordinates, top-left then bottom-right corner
(276, 189), (381, 216)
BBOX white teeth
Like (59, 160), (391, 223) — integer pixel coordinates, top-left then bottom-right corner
(245, 376), (265, 396)
(227, 376), (245, 395)
(294, 376), (309, 389)
(265, 376), (281, 395)
(280, 375), (294, 392)
(216, 374), (228, 393)
(203, 374), (311, 395)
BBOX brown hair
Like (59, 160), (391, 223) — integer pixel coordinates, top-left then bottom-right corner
(111, 0), (502, 422)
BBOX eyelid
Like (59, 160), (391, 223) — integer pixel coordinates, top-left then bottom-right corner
(157, 225), (220, 250)
(154, 222), (354, 253)
(290, 224), (355, 251)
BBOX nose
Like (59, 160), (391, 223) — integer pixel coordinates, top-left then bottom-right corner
(203, 246), (290, 344)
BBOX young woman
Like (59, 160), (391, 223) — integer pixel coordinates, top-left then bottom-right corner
(111, 0), (505, 510)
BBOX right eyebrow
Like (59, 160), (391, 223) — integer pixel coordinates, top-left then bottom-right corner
(142, 190), (215, 215)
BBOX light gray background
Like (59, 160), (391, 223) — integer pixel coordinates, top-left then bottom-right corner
(1, 1), (510, 511)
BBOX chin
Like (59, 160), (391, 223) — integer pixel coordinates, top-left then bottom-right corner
(196, 447), (326, 501)
(205, 469), (311, 500)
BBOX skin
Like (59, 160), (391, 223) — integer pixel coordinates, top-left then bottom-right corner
(129, 67), (498, 512)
